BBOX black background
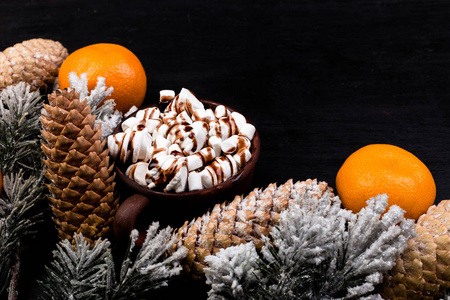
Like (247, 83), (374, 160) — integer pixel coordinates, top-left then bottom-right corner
(1, 0), (450, 299)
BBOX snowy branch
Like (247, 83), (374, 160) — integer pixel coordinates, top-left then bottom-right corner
(204, 192), (415, 300)
(68, 72), (122, 139)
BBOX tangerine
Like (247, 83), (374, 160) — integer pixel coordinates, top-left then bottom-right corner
(336, 144), (436, 220)
(58, 43), (147, 113)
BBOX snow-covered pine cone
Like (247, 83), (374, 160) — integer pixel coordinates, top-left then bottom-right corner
(172, 179), (333, 280)
(41, 89), (119, 244)
(0, 38), (68, 92)
(381, 200), (450, 300)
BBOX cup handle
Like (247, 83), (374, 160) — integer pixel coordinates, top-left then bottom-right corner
(113, 194), (150, 246)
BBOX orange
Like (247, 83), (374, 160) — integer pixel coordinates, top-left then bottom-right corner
(58, 43), (147, 113)
(336, 144), (436, 220)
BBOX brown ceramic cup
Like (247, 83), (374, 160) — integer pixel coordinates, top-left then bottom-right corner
(112, 99), (260, 244)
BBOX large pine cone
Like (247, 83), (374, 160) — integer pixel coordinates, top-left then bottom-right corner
(0, 38), (68, 92)
(381, 200), (450, 299)
(41, 89), (119, 244)
(172, 178), (333, 280)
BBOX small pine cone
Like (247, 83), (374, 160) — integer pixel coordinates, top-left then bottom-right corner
(41, 89), (119, 244)
(381, 200), (450, 300)
(172, 178), (333, 280)
(0, 38), (68, 92)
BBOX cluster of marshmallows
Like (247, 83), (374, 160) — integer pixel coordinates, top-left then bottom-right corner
(107, 88), (256, 193)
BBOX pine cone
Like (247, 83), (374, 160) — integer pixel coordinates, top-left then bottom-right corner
(172, 178), (333, 280)
(41, 89), (119, 244)
(0, 38), (68, 92)
(381, 200), (450, 300)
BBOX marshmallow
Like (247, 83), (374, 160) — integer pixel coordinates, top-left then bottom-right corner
(109, 126), (154, 164)
(131, 130), (153, 163)
(225, 154), (238, 174)
(209, 121), (221, 138)
(216, 156), (232, 181)
(160, 90), (175, 103)
(126, 162), (149, 186)
(233, 148), (252, 167)
(164, 159), (188, 193)
(221, 135), (251, 154)
(168, 143), (183, 157)
(208, 135), (222, 157)
(148, 156), (165, 174)
(218, 117), (237, 140)
(144, 119), (162, 134)
(162, 111), (178, 127)
(147, 154), (172, 185)
(107, 132), (126, 160)
(153, 123), (169, 139)
(204, 108), (217, 122)
(122, 107), (161, 132)
(214, 105), (228, 119)
(179, 88), (204, 113)
(167, 124), (189, 144)
(119, 130), (133, 163)
(200, 166), (218, 189)
(186, 146), (216, 171)
(239, 123), (256, 140)
(153, 135), (171, 157)
(136, 107), (161, 121)
(165, 94), (185, 114)
(190, 107), (209, 122)
(160, 155), (179, 174)
(209, 112), (249, 140)
(153, 135), (171, 149)
(181, 121), (208, 155)
(121, 117), (141, 131)
(148, 155), (187, 192)
(176, 110), (193, 124)
(188, 171), (203, 191)
(230, 112), (247, 131)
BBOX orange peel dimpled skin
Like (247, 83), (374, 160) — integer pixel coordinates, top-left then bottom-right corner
(336, 144), (436, 220)
(58, 43), (147, 114)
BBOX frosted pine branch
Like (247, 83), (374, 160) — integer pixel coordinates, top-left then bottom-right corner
(40, 223), (187, 300)
(68, 72), (122, 139)
(110, 222), (187, 300)
(0, 172), (45, 295)
(328, 194), (416, 299)
(39, 234), (112, 300)
(0, 82), (46, 298)
(204, 191), (415, 300)
(205, 242), (259, 300)
(0, 82), (43, 174)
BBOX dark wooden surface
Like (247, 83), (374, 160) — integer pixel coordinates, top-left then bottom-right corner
(1, 0), (450, 299)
